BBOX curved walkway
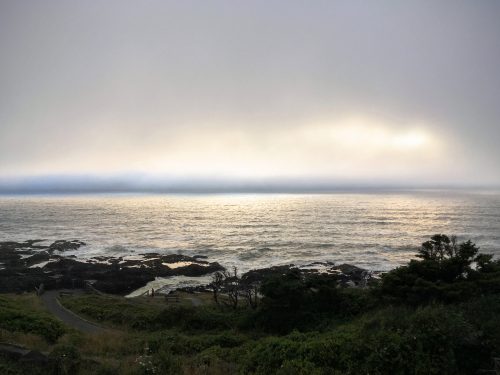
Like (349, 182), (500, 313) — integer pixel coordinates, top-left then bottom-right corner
(41, 290), (105, 334)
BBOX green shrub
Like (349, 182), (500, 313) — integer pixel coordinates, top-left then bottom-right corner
(276, 359), (324, 375)
(153, 348), (182, 374)
(49, 344), (81, 375)
(155, 305), (239, 331)
(61, 295), (159, 329)
(460, 295), (500, 358)
(376, 235), (500, 305)
(240, 304), (492, 374)
(0, 295), (65, 342)
(255, 271), (373, 333)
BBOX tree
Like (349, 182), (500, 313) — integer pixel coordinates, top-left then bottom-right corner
(210, 271), (224, 306)
(378, 234), (498, 305)
(223, 266), (240, 309)
(419, 234), (459, 261)
(241, 281), (259, 309)
(210, 267), (242, 309)
(418, 234), (480, 264)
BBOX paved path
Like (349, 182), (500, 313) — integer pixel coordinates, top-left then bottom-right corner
(41, 290), (104, 334)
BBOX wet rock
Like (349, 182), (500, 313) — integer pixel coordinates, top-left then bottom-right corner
(48, 240), (86, 253)
(0, 240), (224, 295)
(240, 262), (378, 289)
(24, 251), (51, 267)
(193, 255), (208, 259)
(1, 240), (46, 251)
(0, 239), (380, 295)
(160, 254), (208, 264)
(0, 267), (58, 293)
(0, 250), (22, 267)
(326, 264), (374, 287)
(143, 252), (161, 259)
(173, 262), (224, 277)
(93, 268), (155, 294)
(242, 265), (298, 284)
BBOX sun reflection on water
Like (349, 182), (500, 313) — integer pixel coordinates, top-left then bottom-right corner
(0, 191), (499, 273)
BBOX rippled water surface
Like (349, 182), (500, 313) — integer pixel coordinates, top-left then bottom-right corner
(1, 191), (499, 272)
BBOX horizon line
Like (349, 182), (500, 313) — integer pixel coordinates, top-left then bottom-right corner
(0, 174), (499, 195)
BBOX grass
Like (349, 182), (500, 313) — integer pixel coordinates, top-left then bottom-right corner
(0, 294), (66, 344)
(1, 288), (500, 374)
(3, 235), (500, 373)
(60, 292), (252, 333)
(0, 291), (261, 374)
(60, 293), (163, 330)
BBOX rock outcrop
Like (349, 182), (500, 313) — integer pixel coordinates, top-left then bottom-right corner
(0, 240), (223, 295)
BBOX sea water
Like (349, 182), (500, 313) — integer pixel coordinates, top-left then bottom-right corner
(1, 190), (499, 273)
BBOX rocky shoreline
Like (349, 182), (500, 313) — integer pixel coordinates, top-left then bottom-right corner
(0, 240), (381, 295)
(0, 240), (223, 294)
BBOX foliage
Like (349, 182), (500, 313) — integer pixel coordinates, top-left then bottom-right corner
(255, 269), (373, 332)
(1, 234), (500, 374)
(49, 344), (82, 375)
(60, 294), (161, 330)
(0, 295), (65, 342)
(61, 294), (246, 332)
(211, 267), (259, 309)
(241, 303), (495, 374)
(377, 234), (500, 305)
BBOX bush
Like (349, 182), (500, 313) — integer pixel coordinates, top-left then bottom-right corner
(276, 359), (324, 375)
(376, 235), (500, 305)
(60, 294), (159, 330)
(49, 344), (81, 375)
(147, 330), (247, 356)
(155, 305), (238, 331)
(154, 348), (182, 374)
(0, 295), (65, 342)
(240, 303), (491, 374)
(255, 270), (373, 332)
(460, 295), (500, 358)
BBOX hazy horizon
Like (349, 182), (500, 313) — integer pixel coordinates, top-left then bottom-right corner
(0, 174), (499, 195)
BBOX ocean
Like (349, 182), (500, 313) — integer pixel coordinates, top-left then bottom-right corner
(1, 190), (499, 273)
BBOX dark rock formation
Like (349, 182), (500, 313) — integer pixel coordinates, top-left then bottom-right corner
(242, 265), (298, 284)
(0, 240), (224, 295)
(48, 240), (86, 253)
(0, 240), (381, 296)
(240, 262), (379, 288)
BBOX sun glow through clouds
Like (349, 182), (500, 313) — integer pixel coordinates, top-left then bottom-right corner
(132, 116), (441, 180)
(300, 117), (433, 154)
(1, 113), (443, 183)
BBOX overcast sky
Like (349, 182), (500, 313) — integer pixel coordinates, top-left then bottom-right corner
(1, 1), (499, 191)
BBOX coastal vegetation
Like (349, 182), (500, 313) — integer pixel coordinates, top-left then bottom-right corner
(1, 235), (500, 374)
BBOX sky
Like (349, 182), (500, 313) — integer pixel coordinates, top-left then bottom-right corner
(1, 0), (499, 192)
